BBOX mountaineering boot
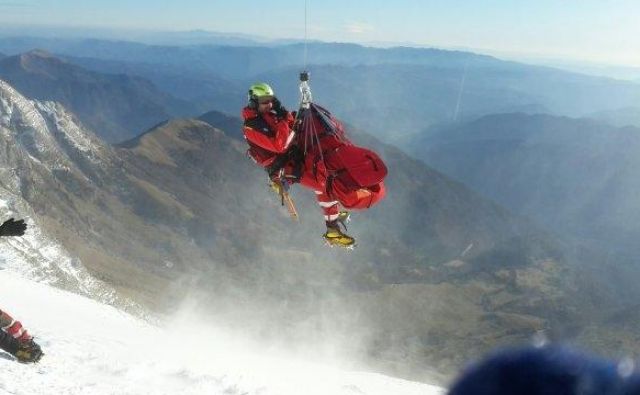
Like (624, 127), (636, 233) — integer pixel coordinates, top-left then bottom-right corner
(323, 224), (356, 248)
(14, 339), (43, 363)
(0, 330), (43, 363)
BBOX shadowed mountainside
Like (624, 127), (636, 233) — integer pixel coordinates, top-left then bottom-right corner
(0, 50), (197, 143)
(2, 38), (640, 145)
(403, 113), (640, 255)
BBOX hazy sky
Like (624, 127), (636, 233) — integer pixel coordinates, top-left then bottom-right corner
(2, 0), (639, 66)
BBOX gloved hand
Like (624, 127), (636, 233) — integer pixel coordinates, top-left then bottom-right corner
(0, 218), (27, 237)
(15, 339), (43, 363)
(271, 97), (288, 118)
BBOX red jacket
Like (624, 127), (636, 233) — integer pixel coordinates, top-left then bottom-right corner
(242, 107), (296, 167)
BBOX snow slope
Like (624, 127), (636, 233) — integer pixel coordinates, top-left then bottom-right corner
(0, 271), (444, 395)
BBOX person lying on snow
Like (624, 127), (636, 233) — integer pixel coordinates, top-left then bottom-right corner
(241, 82), (386, 248)
(0, 218), (44, 363)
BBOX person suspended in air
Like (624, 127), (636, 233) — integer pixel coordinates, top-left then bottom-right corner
(0, 218), (44, 363)
(241, 75), (387, 248)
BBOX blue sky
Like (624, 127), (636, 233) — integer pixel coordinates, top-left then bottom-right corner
(2, 0), (639, 66)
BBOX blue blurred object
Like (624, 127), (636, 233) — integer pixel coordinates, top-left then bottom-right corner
(449, 346), (640, 395)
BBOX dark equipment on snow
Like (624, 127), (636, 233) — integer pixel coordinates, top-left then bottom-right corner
(0, 218), (27, 237)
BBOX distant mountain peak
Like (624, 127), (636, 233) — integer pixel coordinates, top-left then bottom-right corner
(22, 48), (55, 58)
(119, 118), (220, 149)
(197, 110), (243, 140)
(16, 49), (68, 69)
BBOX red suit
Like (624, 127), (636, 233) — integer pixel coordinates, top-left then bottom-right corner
(242, 104), (385, 223)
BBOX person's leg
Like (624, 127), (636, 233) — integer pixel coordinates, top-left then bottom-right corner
(0, 327), (20, 356)
(0, 309), (31, 342)
(299, 165), (354, 247)
(316, 190), (340, 224)
(316, 190), (355, 247)
(0, 309), (42, 363)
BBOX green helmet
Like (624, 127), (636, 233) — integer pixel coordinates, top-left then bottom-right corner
(248, 82), (275, 101)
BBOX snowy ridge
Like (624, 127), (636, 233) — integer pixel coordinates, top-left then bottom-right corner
(36, 101), (94, 153)
(35, 100), (110, 162)
(0, 79), (113, 172)
(0, 79), (58, 163)
(0, 270), (444, 395)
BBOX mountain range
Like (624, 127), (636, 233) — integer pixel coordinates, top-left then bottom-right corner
(0, 50), (198, 143)
(2, 38), (640, 146)
(256, 63), (640, 143)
